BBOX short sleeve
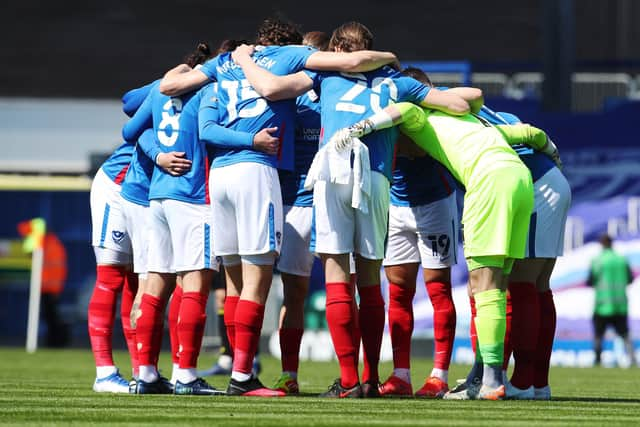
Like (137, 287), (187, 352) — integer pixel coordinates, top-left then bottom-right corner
(306, 70), (326, 94)
(200, 55), (221, 80)
(397, 76), (430, 104)
(282, 45), (317, 72)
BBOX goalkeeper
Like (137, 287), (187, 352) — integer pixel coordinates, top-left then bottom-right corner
(330, 72), (558, 400)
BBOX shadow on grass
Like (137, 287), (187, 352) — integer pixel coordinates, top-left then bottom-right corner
(293, 392), (418, 400)
(552, 396), (640, 403)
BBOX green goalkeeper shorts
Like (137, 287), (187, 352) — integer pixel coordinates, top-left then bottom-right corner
(462, 163), (534, 270)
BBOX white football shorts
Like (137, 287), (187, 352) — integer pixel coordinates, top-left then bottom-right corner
(121, 198), (150, 274)
(384, 192), (459, 269)
(90, 168), (132, 262)
(210, 162), (283, 256)
(277, 205), (314, 276)
(147, 199), (216, 273)
(526, 167), (572, 258)
(311, 171), (389, 260)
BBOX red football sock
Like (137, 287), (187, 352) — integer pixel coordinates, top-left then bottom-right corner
(151, 314), (164, 368)
(427, 281), (456, 370)
(509, 282), (540, 389)
(388, 283), (415, 370)
(136, 294), (165, 366)
(177, 291), (209, 369)
(350, 274), (361, 362)
(358, 284), (385, 384)
(326, 282), (359, 388)
(224, 295), (239, 354)
(88, 265), (126, 367)
(502, 291), (513, 371)
(121, 272), (139, 376)
(279, 328), (304, 373)
(469, 296), (477, 355)
(168, 286), (183, 365)
(233, 300), (265, 375)
(534, 290), (556, 388)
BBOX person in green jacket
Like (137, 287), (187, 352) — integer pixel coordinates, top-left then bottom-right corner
(587, 234), (635, 366)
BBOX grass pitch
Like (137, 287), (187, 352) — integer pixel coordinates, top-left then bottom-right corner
(0, 347), (638, 426)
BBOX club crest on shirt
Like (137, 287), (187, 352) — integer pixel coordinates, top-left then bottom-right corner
(112, 230), (126, 244)
(276, 231), (282, 245)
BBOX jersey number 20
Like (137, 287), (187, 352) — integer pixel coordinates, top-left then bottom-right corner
(336, 73), (398, 114)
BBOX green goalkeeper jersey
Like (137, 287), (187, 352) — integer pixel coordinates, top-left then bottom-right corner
(396, 103), (547, 186)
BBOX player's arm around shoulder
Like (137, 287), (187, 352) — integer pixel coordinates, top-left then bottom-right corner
(159, 64), (210, 96)
(232, 44), (313, 101)
(305, 50), (399, 72)
(444, 87), (484, 113)
(419, 88), (471, 116)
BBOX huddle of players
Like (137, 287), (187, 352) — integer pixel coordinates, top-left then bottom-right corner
(87, 17), (571, 400)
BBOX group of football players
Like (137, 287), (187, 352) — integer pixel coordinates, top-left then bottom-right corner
(86, 17), (571, 400)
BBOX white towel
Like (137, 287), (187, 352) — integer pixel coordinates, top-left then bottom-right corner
(351, 140), (371, 214)
(304, 137), (371, 214)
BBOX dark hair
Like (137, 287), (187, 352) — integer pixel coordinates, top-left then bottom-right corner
(216, 39), (250, 55)
(401, 67), (433, 88)
(303, 31), (330, 51)
(329, 21), (373, 52)
(184, 42), (212, 67)
(256, 17), (302, 46)
(599, 234), (613, 248)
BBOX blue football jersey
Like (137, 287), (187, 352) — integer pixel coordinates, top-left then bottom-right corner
(100, 81), (159, 183)
(100, 142), (134, 184)
(280, 89), (321, 207)
(390, 156), (456, 207)
(120, 129), (155, 207)
(123, 83), (213, 204)
(477, 106), (555, 181)
(199, 82), (257, 150)
(312, 66), (430, 180)
(199, 45), (315, 171)
(122, 79), (158, 118)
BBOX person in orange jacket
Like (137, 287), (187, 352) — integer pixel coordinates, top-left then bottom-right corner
(18, 220), (69, 347)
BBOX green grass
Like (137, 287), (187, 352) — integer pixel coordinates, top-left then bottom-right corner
(0, 348), (639, 426)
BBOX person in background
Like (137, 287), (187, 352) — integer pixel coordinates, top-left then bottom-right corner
(17, 222), (69, 348)
(587, 234), (635, 366)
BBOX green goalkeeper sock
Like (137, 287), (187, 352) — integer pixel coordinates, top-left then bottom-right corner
(474, 289), (506, 366)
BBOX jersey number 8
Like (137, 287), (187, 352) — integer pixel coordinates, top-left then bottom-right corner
(157, 98), (183, 147)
